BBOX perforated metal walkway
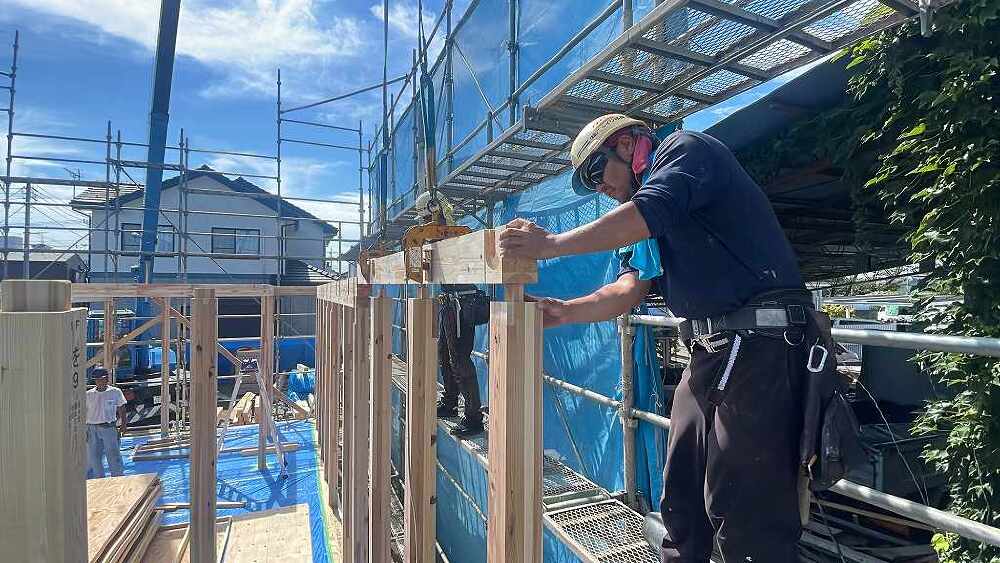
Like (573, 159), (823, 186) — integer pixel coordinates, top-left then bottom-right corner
(388, 358), (659, 563)
(384, 0), (919, 235)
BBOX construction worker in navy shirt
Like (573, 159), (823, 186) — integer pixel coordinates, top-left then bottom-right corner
(500, 114), (810, 562)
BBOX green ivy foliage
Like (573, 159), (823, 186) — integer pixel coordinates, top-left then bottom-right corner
(739, 3), (1000, 560)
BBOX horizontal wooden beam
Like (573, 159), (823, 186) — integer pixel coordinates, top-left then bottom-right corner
(317, 277), (370, 307)
(367, 229), (537, 285)
(59, 283), (316, 301)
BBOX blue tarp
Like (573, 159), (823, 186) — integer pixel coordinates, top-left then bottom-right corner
(117, 421), (335, 563)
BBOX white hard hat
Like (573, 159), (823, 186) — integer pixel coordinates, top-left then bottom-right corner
(570, 114), (646, 195)
(414, 191), (455, 224)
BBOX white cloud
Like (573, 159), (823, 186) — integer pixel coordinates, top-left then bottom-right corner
(8, 0), (365, 99)
(369, 1), (444, 64)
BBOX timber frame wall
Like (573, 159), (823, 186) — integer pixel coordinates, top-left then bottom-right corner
(315, 228), (541, 563)
(0, 281), (312, 563)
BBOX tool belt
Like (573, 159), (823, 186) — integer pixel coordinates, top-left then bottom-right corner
(679, 289), (813, 342)
(438, 289), (490, 338)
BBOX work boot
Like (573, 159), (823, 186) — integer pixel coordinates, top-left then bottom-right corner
(436, 401), (458, 418)
(450, 416), (484, 438)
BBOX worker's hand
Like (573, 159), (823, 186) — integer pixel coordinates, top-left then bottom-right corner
(536, 297), (572, 328)
(498, 218), (559, 260)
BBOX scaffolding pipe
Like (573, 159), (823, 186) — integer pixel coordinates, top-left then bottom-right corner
(542, 374), (620, 410)
(829, 480), (1000, 547)
(3, 31), (18, 280)
(619, 314), (638, 509)
(630, 314), (1000, 357)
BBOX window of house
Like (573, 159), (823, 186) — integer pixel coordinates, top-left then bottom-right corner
(121, 223), (174, 252)
(212, 227), (260, 255)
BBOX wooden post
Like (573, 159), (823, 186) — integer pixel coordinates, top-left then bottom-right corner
(160, 297), (171, 438)
(327, 302), (342, 512)
(369, 294), (392, 561)
(316, 299), (326, 480)
(487, 284), (543, 563)
(259, 294), (276, 468)
(0, 280), (86, 562)
(190, 287), (218, 563)
(103, 297), (115, 381)
(404, 295), (437, 563)
(350, 294), (372, 561)
(340, 304), (357, 562)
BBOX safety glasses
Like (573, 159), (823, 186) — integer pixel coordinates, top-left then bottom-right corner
(578, 148), (624, 192)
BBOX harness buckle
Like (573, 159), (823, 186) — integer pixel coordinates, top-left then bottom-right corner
(807, 343), (828, 373)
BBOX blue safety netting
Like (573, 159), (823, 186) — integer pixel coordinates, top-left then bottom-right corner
(116, 421), (334, 563)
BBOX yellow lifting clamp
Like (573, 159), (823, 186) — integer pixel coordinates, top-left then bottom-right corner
(402, 223), (471, 283)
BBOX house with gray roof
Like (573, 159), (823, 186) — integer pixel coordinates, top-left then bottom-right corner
(70, 166), (339, 285)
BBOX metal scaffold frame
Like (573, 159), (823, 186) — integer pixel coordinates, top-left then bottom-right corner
(360, 0), (922, 261)
(0, 33), (368, 283)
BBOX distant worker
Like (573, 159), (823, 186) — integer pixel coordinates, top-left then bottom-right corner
(86, 367), (128, 478)
(414, 191), (490, 438)
(499, 115), (810, 562)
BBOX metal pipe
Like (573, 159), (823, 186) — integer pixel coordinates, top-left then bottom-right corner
(632, 408), (670, 429)
(833, 327), (1000, 358)
(629, 314), (1000, 357)
(542, 374), (620, 409)
(508, 0), (519, 127)
(830, 480), (1000, 547)
(21, 182), (29, 278)
(279, 74), (407, 114)
(619, 315), (637, 509)
(511, 1), (621, 101)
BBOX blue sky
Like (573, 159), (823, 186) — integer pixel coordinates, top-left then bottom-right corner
(0, 0), (818, 248)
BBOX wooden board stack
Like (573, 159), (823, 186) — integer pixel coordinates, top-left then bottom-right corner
(86, 473), (162, 563)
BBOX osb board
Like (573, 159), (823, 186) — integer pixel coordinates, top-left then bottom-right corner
(86, 474), (159, 562)
(143, 504), (313, 562)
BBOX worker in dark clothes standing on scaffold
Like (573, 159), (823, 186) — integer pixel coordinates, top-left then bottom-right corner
(498, 114), (816, 562)
(412, 192), (491, 438)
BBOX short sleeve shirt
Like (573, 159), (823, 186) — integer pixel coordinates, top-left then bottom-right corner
(622, 130), (804, 318)
(86, 387), (127, 424)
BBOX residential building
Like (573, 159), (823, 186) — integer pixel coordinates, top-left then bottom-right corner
(69, 166), (339, 285)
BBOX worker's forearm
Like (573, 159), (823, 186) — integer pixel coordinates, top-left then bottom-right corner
(552, 202), (651, 257)
(563, 282), (644, 325)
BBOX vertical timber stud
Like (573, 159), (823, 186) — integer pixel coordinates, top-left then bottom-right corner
(369, 294), (392, 561)
(259, 294), (276, 470)
(0, 280), (86, 562)
(332, 302), (344, 511)
(488, 284), (543, 563)
(160, 297), (171, 437)
(316, 299), (325, 484)
(351, 293), (372, 561)
(404, 295), (437, 563)
(190, 287), (218, 563)
(341, 303), (359, 561)
(103, 297), (115, 380)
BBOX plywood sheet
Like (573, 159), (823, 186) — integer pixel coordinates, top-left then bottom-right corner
(143, 505), (313, 563)
(86, 474), (160, 563)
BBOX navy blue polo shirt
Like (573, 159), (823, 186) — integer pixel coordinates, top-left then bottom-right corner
(621, 130), (803, 319)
